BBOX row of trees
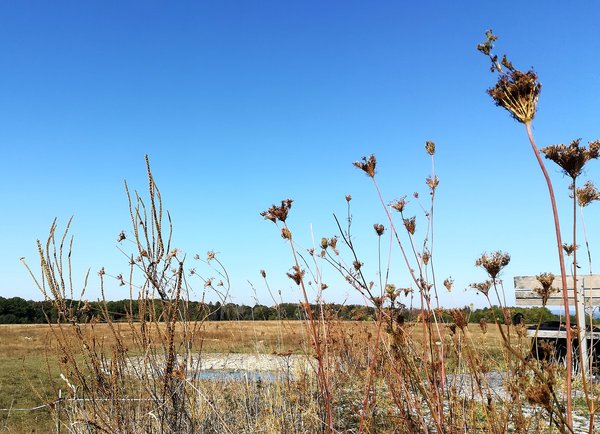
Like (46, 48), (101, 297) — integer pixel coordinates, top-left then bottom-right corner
(0, 295), (566, 325)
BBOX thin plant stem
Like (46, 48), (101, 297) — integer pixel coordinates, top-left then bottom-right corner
(525, 121), (573, 428)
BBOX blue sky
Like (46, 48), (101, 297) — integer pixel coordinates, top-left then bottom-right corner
(1, 1), (599, 309)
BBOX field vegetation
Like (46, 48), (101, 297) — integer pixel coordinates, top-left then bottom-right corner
(2, 31), (600, 433)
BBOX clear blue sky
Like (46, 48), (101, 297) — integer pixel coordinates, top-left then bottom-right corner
(1, 1), (599, 309)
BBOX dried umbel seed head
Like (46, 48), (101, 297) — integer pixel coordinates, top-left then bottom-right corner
(475, 251), (510, 279)
(353, 260), (363, 271)
(261, 198), (293, 223)
(541, 139), (600, 179)
(390, 197), (407, 213)
(403, 216), (416, 235)
(443, 277), (453, 292)
(448, 308), (468, 331)
(352, 154), (377, 178)
(575, 180), (600, 207)
(479, 318), (488, 334)
(353, 154), (377, 178)
(425, 141), (436, 156)
(117, 230), (126, 242)
(345, 194), (352, 202)
(286, 265), (305, 285)
(385, 283), (397, 301)
(470, 280), (493, 297)
(281, 227), (292, 240)
(420, 249), (430, 265)
(562, 243), (577, 256)
(207, 250), (216, 261)
(525, 382), (552, 410)
(535, 272), (559, 307)
(426, 176), (439, 191)
(478, 30), (541, 124)
(321, 237), (329, 249)
(502, 307), (512, 326)
(373, 223), (385, 236)
(260, 269), (266, 278)
(328, 236), (338, 250)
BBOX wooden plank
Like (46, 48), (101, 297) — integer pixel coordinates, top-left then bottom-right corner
(514, 289), (600, 300)
(526, 329), (600, 339)
(514, 275), (600, 291)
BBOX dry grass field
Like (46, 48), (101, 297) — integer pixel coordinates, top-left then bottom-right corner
(0, 320), (510, 433)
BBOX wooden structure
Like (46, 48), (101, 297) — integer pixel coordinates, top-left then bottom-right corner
(514, 274), (600, 375)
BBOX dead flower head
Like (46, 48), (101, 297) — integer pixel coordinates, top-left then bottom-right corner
(403, 216), (416, 235)
(426, 176), (439, 191)
(443, 277), (453, 292)
(117, 230), (126, 242)
(425, 141), (436, 156)
(535, 272), (559, 307)
(575, 180), (600, 207)
(390, 197), (407, 213)
(448, 308), (468, 331)
(373, 223), (385, 236)
(261, 198), (293, 223)
(541, 139), (600, 179)
(475, 251), (510, 279)
(286, 265), (305, 285)
(562, 243), (577, 256)
(470, 280), (493, 297)
(478, 30), (541, 124)
(420, 249), (430, 265)
(353, 155), (377, 178)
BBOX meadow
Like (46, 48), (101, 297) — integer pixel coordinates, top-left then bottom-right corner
(1, 320), (511, 433)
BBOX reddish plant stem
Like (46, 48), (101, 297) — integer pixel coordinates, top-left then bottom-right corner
(283, 222), (333, 433)
(525, 122), (573, 428)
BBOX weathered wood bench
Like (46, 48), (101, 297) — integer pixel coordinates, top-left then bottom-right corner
(514, 274), (600, 374)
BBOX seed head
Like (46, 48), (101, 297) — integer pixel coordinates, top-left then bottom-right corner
(448, 308), (468, 331)
(426, 176), (439, 191)
(403, 216), (416, 235)
(390, 197), (407, 213)
(260, 269), (266, 278)
(470, 280), (493, 297)
(373, 223), (385, 236)
(117, 230), (126, 242)
(562, 243), (577, 256)
(478, 30), (541, 124)
(475, 251), (510, 279)
(345, 194), (352, 202)
(425, 141), (436, 156)
(541, 139), (600, 179)
(281, 227), (292, 240)
(575, 180), (600, 207)
(443, 277), (453, 292)
(421, 249), (430, 265)
(535, 272), (559, 307)
(261, 198), (293, 223)
(353, 155), (377, 178)
(286, 265), (305, 285)
(353, 260), (363, 271)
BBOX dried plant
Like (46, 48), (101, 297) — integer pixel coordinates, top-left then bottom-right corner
(475, 251), (510, 280)
(541, 139), (600, 179)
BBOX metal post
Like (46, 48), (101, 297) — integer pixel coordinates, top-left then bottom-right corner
(578, 278), (589, 378)
(55, 389), (61, 434)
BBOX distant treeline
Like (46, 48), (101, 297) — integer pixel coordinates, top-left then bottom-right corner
(0, 296), (568, 325)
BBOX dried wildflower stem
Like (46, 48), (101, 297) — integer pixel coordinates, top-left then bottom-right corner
(571, 180), (594, 427)
(370, 178), (446, 425)
(525, 121), (573, 426)
(281, 222), (334, 433)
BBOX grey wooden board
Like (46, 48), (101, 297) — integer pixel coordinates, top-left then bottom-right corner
(514, 275), (600, 291)
(514, 275), (600, 306)
(527, 329), (600, 339)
